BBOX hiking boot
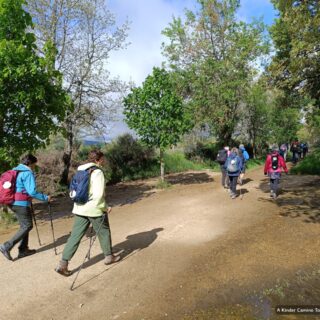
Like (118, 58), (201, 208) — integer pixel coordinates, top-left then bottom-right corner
(55, 260), (72, 277)
(270, 191), (274, 198)
(0, 244), (13, 261)
(104, 254), (121, 265)
(18, 248), (37, 259)
(231, 194), (237, 199)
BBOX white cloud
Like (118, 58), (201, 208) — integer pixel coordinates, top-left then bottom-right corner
(107, 0), (196, 85)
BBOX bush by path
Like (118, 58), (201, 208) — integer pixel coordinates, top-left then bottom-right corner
(290, 149), (320, 175)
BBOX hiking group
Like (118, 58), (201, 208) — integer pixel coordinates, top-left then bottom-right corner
(0, 150), (120, 276)
(0, 142), (308, 271)
(216, 142), (305, 200)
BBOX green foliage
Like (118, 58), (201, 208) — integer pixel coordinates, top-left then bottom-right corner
(104, 134), (156, 183)
(0, 207), (17, 228)
(291, 149), (320, 175)
(0, 0), (68, 165)
(164, 151), (216, 172)
(156, 179), (172, 189)
(123, 67), (192, 180)
(162, 0), (269, 144)
(184, 141), (219, 167)
(269, 0), (320, 132)
(123, 68), (192, 150)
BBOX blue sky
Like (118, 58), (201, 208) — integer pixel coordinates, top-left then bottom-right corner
(106, 0), (277, 139)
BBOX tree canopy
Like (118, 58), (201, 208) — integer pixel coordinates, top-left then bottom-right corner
(0, 0), (68, 165)
(162, 0), (269, 145)
(123, 67), (192, 180)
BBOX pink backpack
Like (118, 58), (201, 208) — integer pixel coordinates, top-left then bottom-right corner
(0, 170), (20, 205)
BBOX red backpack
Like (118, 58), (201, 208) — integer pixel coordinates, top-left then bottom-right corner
(0, 170), (20, 205)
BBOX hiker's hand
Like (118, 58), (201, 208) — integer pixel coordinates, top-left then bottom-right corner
(47, 195), (52, 203)
(107, 206), (112, 214)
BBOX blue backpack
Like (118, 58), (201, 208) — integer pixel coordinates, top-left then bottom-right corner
(227, 157), (240, 173)
(69, 166), (98, 204)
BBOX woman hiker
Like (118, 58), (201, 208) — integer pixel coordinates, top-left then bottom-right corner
(264, 145), (288, 199)
(55, 149), (120, 276)
(0, 154), (51, 261)
(224, 147), (243, 199)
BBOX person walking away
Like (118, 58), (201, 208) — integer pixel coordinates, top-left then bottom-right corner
(264, 145), (288, 199)
(55, 149), (120, 276)
(279, 143), (288, 161)
(0, 154), (50, 261)
(216, 146), (229, 189)
(238, 144), (249, 185)
(302, 142), (309, 158)
(224, 147), (243, 199)
(290, 140), (299, 164)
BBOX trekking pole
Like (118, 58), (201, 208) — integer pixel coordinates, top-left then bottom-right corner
(48, 203), (57, 255)
(88, 225), (94, 260)
(70, 214), (106, 291)
(30, 202), (41, 246)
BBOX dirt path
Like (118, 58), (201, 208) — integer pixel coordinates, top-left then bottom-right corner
(0, 167), (320, 320)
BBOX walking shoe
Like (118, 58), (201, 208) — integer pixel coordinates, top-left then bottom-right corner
(231, 194), (237, 199)
(270, 191), (274, 198)
(55, 260), (72, 277)
(18, 248), (37, 259)
(104, 254), (121, 265)
(0, 244), (13, 261)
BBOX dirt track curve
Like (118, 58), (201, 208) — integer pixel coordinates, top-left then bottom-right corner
(0, 166), (320, 320)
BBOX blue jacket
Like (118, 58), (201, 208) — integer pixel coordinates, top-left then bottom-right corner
(240, 147), (249, 161)
(224, 152), (243, 177)
(13, 164), (48, 207)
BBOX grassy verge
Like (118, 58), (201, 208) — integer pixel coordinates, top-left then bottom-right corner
(291, 149), (320, 175)
(117, 153), (265, 182)
(246, 158), (265, 171)
(0, 207), (17, 229)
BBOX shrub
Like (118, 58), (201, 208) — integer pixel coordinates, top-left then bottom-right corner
(105, 134), (156, 183)
(184, 141), (219, 164)
(291, 149), (320, 175)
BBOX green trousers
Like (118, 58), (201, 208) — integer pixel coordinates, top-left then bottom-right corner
(62, 214), (112, 261)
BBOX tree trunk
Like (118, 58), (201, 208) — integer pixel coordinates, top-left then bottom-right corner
(60, 119), (73, 185)
(160, 148), (165, 182)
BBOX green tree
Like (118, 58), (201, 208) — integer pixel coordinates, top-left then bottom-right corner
(270, 0), (320, 105)
(240, 81), (272, 157)
(0, 0), (67, 167)
(123, 68), (192, 181)
(162, 0), (269, 145)
(269, 0), (320, 138)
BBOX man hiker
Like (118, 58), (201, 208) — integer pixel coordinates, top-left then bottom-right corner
(238, 144), (249, 185)
(224, 147), (243, 199)
(55, 149), (120, 277)
(264, 145), (288, 199)
(216, 146), (230, 189)
(0, 154), (51, 261)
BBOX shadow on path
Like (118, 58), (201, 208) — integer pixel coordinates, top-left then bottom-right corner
(258, 174), (320, 223)
(70, 228), (164, 290)
(80, 227), (164, 270)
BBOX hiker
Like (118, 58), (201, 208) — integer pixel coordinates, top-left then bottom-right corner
(290, 140), (299, 164)
(302, 142), (309, 158)
(238, 144), (249, 185)
(224, 147), (243, 199)
(0, 154), (51, 261)
(264, 145), (288, 199)
(55, 149), (120, 277)
(279, 143), (288, 161)
(216, 146), (230, 189)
